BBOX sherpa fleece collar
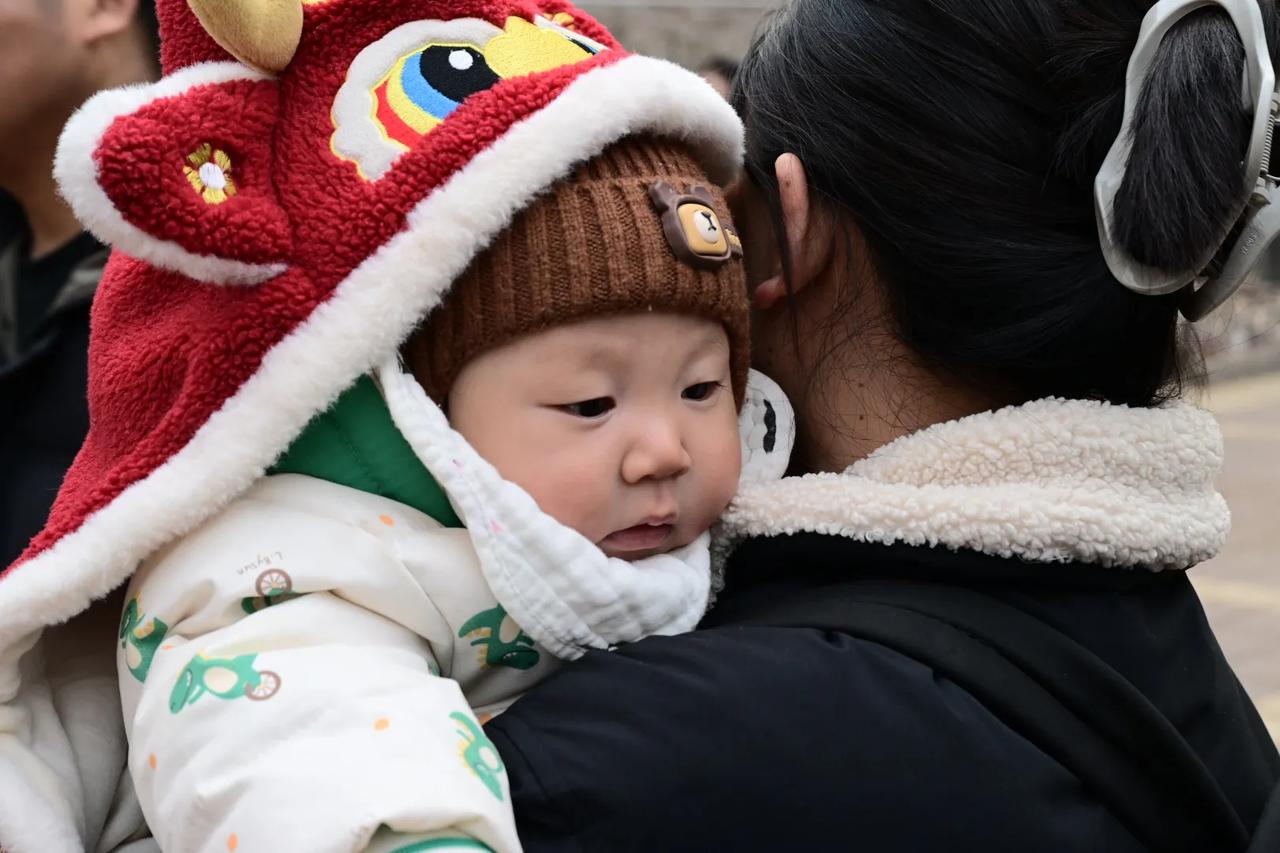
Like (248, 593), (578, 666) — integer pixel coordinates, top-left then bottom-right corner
(719, 398), (1229, 570)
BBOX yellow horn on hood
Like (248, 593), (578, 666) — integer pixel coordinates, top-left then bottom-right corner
(186, 0), (303, 74)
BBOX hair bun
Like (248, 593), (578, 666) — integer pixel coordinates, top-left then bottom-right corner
(1110, 5), (1271, 274)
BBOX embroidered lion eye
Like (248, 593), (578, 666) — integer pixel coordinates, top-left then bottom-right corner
(561, 33), (600, 56)
(390, 44), (501, 128)
(333, 16), (611, 181)
(417, 46), (500, 106)
(537, 18), (606, 56)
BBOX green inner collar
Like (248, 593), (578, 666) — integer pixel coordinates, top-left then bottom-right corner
(269, 375), (463, 528)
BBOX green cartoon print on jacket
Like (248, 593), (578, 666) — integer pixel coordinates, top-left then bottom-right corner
(241, 567), (300, 615)
(458, 604), (539, 670)
(120, 598), (168, 683)
(169, 652), (281, 713)
(451, 711), (504, 801)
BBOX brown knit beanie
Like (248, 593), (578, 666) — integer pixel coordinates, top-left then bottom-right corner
(406, 135), (750, 405)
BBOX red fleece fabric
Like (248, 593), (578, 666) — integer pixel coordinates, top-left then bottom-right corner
(6, 0), (626, 573)
(97, 79), (292, 265)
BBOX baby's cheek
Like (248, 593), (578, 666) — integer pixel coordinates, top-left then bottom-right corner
(700, 420), (745, 518)
(518, 458), (611, 538)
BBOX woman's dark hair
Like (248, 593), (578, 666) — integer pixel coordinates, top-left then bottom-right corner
(734, 0), (1277, 406)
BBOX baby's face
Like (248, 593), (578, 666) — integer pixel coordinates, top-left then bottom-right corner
(446, 313), (741, 560)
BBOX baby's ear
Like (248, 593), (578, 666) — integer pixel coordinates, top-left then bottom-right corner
(55, 63), (292, 285)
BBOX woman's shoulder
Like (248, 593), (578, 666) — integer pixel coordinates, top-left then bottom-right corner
(489, 624), (1142, 852)
(491, 533), (1277, 851)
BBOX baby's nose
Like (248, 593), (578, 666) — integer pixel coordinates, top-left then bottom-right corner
(621, 421), (692, 483)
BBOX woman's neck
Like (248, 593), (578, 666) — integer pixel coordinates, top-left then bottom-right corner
(791, 335), (1009, 474)
(750, 213), (1013, 475)
(6, 172), (84, 260)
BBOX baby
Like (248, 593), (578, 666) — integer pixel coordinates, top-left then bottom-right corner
(438, 311), (742, 562)
(116, 136), (773, 853)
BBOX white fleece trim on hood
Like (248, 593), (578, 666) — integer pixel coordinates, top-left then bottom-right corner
(719, 398), (1230, 570)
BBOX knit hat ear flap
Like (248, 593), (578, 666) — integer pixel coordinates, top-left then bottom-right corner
(407, 135), (750, 405)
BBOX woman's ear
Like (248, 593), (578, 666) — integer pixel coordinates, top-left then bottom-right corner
(755, 153), (835, 310)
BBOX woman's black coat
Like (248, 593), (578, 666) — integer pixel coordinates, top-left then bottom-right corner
(487, 534), (1280, 852)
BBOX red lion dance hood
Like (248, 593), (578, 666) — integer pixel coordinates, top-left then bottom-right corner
(1, 0), (739, 616)
(0, 3), (740, 843)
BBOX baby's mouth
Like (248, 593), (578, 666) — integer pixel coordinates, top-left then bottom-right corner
(600, 520), (675, 554)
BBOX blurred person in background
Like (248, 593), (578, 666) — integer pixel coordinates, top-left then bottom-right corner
(0, 0), (159, 565)
(0, 192), (21, 243)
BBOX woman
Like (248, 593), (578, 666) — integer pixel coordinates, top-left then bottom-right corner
(486, 0), (1280, 849)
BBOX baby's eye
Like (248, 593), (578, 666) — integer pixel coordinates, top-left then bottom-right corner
(682, 382), (722, 402)
(559, 397), (615, 418)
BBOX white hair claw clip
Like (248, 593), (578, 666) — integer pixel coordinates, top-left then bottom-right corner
(1095, 0), (1280, 320)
